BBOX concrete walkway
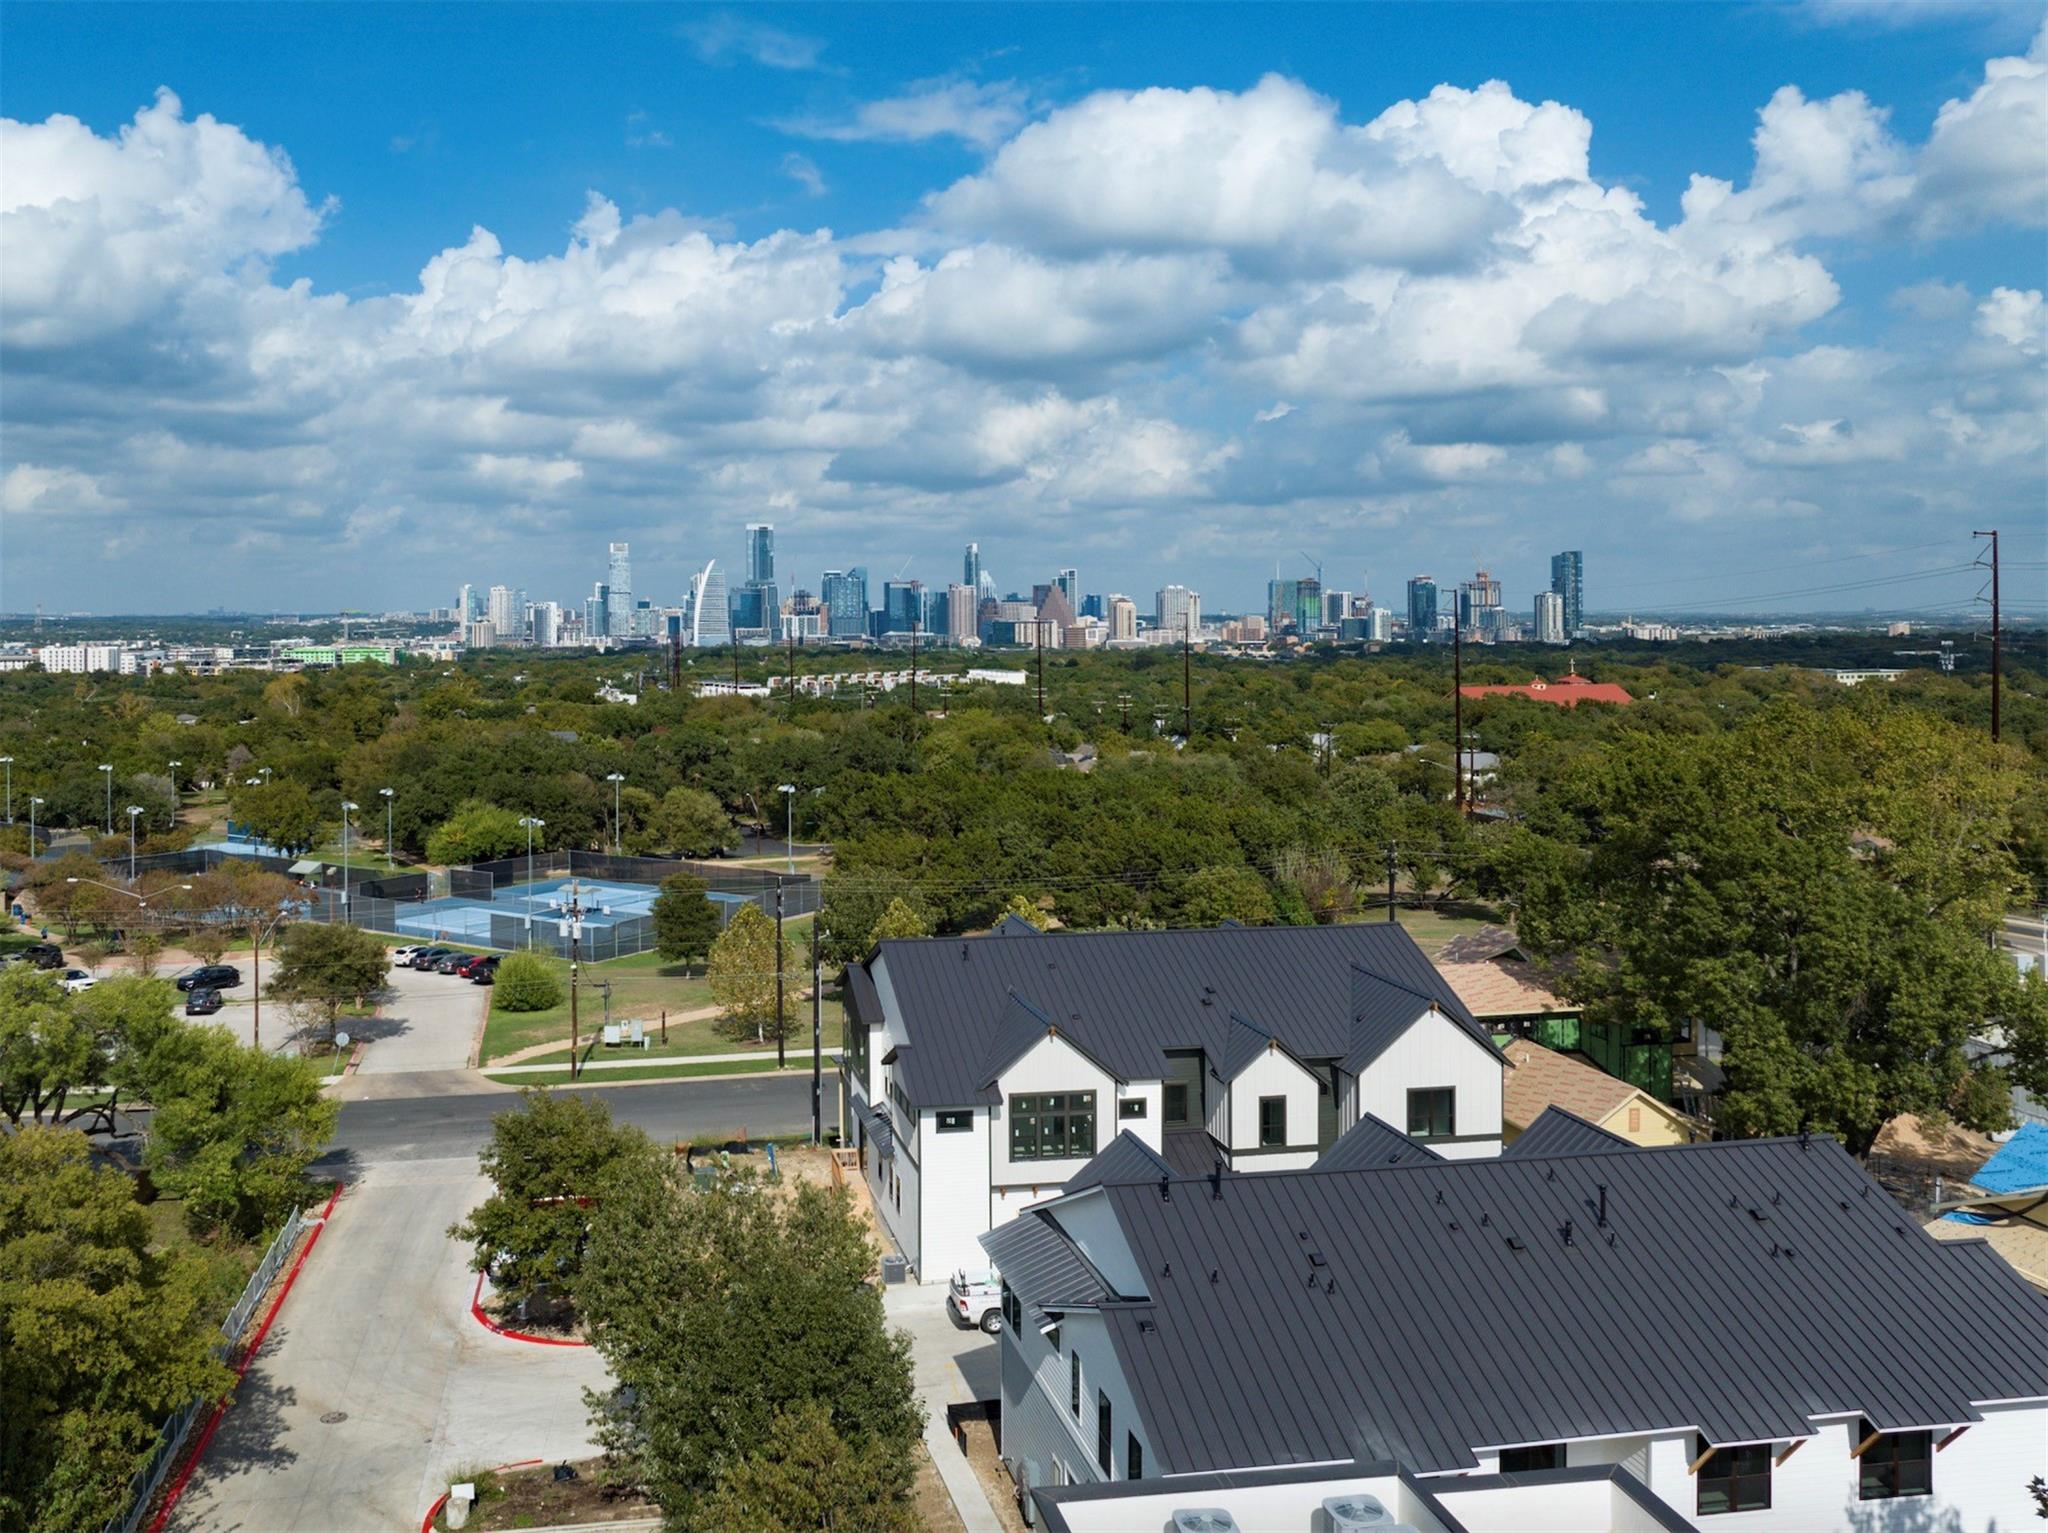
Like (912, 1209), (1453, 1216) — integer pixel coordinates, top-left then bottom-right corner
(884, 1286), (1006, 1533)
(485, 1046), (841, 1076)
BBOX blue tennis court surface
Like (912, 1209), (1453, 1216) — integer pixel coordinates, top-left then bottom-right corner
(388, 875), (754, 946)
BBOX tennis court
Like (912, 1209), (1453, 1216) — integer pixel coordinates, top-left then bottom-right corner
(389, 874), (757, 952)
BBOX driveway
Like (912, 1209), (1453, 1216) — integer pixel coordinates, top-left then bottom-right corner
(884, 1282), (1004, 1533)
(169, 1154), (612, 1532)
(354, 960), (487, 1074)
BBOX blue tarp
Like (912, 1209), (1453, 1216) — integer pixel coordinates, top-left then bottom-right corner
(1942, 1120), (2048, 1225)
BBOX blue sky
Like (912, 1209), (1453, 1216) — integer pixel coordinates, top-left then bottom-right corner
(3, 3), (2043, 618)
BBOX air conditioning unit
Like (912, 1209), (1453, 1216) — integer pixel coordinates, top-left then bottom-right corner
(1319, 1494), (1393, 1531)
(1171, 1511), (1241, 1533)
(1016, 1460), (1041, 1527)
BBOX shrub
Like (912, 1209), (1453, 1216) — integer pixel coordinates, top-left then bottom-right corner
(493, 950), (563, 1012)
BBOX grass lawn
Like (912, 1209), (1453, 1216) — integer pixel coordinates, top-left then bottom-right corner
(1379, 902), (1505, 956)
(483, 1056), (809, 1088)
(315, 839), (407, 875)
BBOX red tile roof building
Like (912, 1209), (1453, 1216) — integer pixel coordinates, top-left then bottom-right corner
(1458, 668), (1633, 707)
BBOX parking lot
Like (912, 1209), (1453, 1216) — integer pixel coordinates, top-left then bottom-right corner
(353, 957), (488, 1074)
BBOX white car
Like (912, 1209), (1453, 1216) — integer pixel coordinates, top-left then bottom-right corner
(949, 1267), (1003, 1334)
(391, 945), (420, 966)
(61, 969), (97, 993)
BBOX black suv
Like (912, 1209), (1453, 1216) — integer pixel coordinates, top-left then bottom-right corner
(23, 943), (64, 970)
(176, 964), (242, 993)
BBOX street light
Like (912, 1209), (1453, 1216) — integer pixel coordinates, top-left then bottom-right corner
(605, 773), (625, 855)
(340, 801), (357, 912)
(777, 783), (797, 873)
(126, 806), (144, 880)
(167, 761), (182, 822)
(0, 756), (12, 824)
(28, 796), (43, 851)
(97, 764), (112, 834)
(518, 817), (544, 945)
(378, 787), (395, 862)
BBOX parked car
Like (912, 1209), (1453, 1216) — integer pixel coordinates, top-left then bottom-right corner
(467, 956), (502, 984)
(454, 954), (492, 979)
(409, 946), (453, 970)
(185, 987), (224, 1016)
(391, 945), (421, 966)
(175, 964), (242, 993)
(23, 943), (64, 970)
(61, 969), (97, 994)
(948, 1267), (1003, 1334)
(434, 952), (470, 974)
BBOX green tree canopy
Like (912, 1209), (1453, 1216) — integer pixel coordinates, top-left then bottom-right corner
(424, 798), (530, 866)
(696, 1401), (919, 1533)
(0, 1128), (233, 1533)
(650, 873), (721, 970)
(867, 896), (931, 946)
(492, 950), (563, 1012)
(1172, 865), (1276, 928)
(229, 778), (324, 858)
(0, 967), (98, 1127)
(264, 922), (389, 1043)
(579, 1162), (923, 1523)
(449, 1088), (651, 1310)
(647, 786), (738, 859)
(706, 902), (804, 1044)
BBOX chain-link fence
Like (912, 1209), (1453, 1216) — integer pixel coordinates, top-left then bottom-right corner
(100, 1204), (310, 1533)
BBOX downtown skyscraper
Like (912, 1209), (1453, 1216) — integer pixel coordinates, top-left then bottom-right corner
(1550, 550), (1584, 635)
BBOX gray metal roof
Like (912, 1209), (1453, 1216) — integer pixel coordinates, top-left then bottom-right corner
(1161, 1127), (1232, 1179)
(1065, 1130), (1174, 1194)
(1022, 1136), (2048, 1475)
(1504, 1106), (1633, 1159)
(981, 1208), (1110, 1325)
(868, 923), (1486, 1108)
(1221, 1012), (1281, 1080)
(1317, 1113), (1442, 1171)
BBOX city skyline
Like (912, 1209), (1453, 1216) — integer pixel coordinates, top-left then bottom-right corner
(3, 5), (2044, 618)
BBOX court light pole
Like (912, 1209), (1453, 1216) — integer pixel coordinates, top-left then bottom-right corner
(778, 782), (797, 872)
(98, 764), (113, 834)
(518, 817), (544, 947)
(340, 801), (357, 912)
(379, 787), (394, 862)
(126, 806), (143, 880)
(29, 796), (43, 852)
(605, 773), (625, 855)
(0, 756), (12, 824)
(167, 761), (182, 824)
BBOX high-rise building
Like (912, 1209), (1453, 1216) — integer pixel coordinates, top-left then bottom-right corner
(1323, 589), (1353, 627)
(882, 579), (922, 634)
(606, 543), (632, 637)
(1534, 590), (1566, 645)
(1268, 577), (1322, 634)
(1156, 584), (1200, 637)
(1079, 594), (1104, 621)
(1459, 569), (1503, 638)
(1056, 568), (1078, 607)
(822, 568), (868, 638)
(1366, 607), (1394, 642)
(532, 602), (562, 648)
(1406, 577), (1438, 641)
(457, 583), (482, 624)
(1550, 550), (1584, 635)
(746, 524), (775, 586)
(587, 583), (610, 639)
(486, 585), (517, 637)
(465, 619), (496, 650)
(963, 543), (982, 590)
(1107, 595), (1138, 641)
(689, 562), (730, 646)
(946, 583), (977, 643)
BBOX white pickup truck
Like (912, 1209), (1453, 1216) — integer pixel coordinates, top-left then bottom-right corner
(948, 1267), (1003, 1334)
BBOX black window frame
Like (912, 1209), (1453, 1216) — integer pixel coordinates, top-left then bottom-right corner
(1499, 1444), (1565, 1473)
(1258, 1095), (1287, 1148)
(1856, 1420), (1931, 1501)
(1010, 1092), (1097, 1162)
(1127, 1433), (1143, 1481)
(1096, 1391), (1112, 1476)
(1069, 1352), (1081, 1418)
(1696, 1438), (1772, 1517)
(935, 1108), (973, 1133)
(1407, 1086), (1456, 1140)
(1118, 1098), (1147, 1120)
(1163, 1082), (1189, 1127)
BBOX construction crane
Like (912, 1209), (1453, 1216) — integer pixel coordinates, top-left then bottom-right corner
(1299, 551), (1323, 585)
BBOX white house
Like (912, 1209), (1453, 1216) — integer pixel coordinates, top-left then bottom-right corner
(985, 1131), (2048, 1532)
(841, 921), (1505, 1281)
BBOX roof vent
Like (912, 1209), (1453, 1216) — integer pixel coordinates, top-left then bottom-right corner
(1319, 1494), (1394, 1530)
(1596, 1184), (1608, 1227)
(1559, 1220), (1574, 1247)
(1308, 1250), (1327, 1268)
(1138, 1318), (1156, 1334)
(1171, 1512), (1240, 1533)
(961, 944), (970, 961)
(1210, 1162), (1224, 1200)
(1506, 1235), (1525, 1252)
(1159, 1177), (1171, 1203)
(1748, 1207), (1768, 1222)
(1210, 1268), (1220, 1284)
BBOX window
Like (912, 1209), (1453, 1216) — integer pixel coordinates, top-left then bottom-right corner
(1119, 1098), (1147, 1120)
(1127, 1434), (1143, 1481)
(1627, 1106), (1641, 1132)
(1696, 1438), (1771, 1516)
(1407, 1087), (1456, 1140)
(1069, 1353), (1081, 1417)
(1163, 1082), (1189, 1126)
(936, 1109), (972, 1133)
(1857, 1421), (1931, 1501)
(1500, 1444), (1565, 1473)
(1096, 1392), (1113, 1475)
(1258, 1095), (1287, 1148)
(1010, 1093), (1097, 1161)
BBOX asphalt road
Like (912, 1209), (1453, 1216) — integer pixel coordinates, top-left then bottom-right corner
(318, 1072), (819, 1171)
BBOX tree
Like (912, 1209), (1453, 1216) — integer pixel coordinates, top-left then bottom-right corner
(868, 897), (931, 946)
(27, 853), (103, 939)
(647, 786), (738, 859)
(817, 873), (930, 964)
(579, 1161), (923, 1523)
(230, 779), (323, 858)
(697, 1402), (919, 1533)
(706, 903), (802, 1044)
(492, 950), (563, 1012)
(997, 892), (1050, 931)
(1173, 865), (1275, 927)
(0, 968), (97, 1127)
(0, 1128), (232, 1533)
(264, 922), (389, 1044)
(651, 874), (721, 970)
(424, 799), (529, 866)
(448, 1089), (651, 1311)
(186, 925), (231, 966)
(1499, 703), (2048, 1158)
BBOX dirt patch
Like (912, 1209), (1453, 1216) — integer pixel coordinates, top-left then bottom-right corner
(915, 1440), (969, 1533)
(433, 1459), (655, 1530)
(960, 1418), (1029, 1533)
(477, 1290), (588, 1343)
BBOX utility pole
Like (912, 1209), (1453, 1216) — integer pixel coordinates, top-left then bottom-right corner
(1035, 619), (1046, 720)
(1974, 529), (2001, 743)
(1385, 843), (1398, 923)
(787, 624), (797, 718)
(1182, 617), (1192, 740)
(1117, 693), (1132, 733)
(909, 617), (919, 715)
(774, 878), (787, 1069)
(1452, 623), (1466, 815)
(810, 917), (822, 1145)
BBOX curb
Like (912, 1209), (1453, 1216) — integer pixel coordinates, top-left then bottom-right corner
(420, 1458), (544, 1533)
(469, 1271), (590, 1348)
(147, 1182), (344, 1533)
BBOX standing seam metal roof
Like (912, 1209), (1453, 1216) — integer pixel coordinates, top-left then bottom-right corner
(1316, 1113), (1444, 1171)
(1003, 1136), (2047, 1476)
(1504, 1105), (1635, 1158)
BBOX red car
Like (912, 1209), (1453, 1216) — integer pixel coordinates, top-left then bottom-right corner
(454, 954), (494, 979)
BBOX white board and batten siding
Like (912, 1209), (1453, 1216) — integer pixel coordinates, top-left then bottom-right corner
(1354, 1006), (1503, 1159)
(1225, 1044), (1324, 1171)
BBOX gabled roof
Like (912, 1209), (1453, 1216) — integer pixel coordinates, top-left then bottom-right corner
(1435, 924), (1524, 964)
(869, 923), (1483, 1108)
(1505, 1105), (1634, 1158)
(1221, 1011), (1306, 1081)
(1316, 1113), (1442, 1171)
(993, 913), (1046, 938)
(981, 1208), (1111, 1325)
(1343, 965), (1503, 1076)
(1503, 1041), (1648, 1132)
(1078, 1137), (2048, 1478)
(976, 991), (1126, 1094)
(1161, 1127), (1233, 1179)
(1438, 959), (1576, 1020)
(1065, 1130), (1174, 1194)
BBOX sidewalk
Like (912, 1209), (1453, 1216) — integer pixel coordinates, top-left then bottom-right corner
(484, 1046), (841, 1076)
